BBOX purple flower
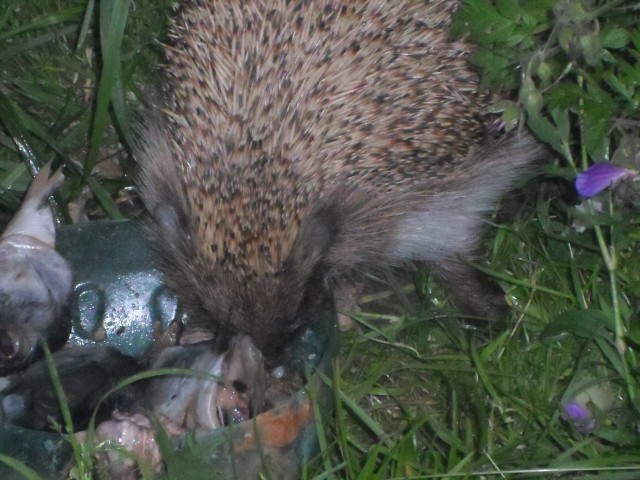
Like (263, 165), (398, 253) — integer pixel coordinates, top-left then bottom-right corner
(563, 401), (596, 431)
(575, 163), (636, 198)
(564, 401), (591, 421)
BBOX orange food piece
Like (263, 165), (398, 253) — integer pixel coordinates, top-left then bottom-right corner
(236, 400), (313, 451)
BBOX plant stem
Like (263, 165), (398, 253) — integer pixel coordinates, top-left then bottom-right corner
(42, 342), (92, 479)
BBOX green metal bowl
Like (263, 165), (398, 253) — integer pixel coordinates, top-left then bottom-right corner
(0, 220), (337, 479)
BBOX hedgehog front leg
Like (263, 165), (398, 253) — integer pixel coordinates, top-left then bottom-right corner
(428, 258), (507, 322)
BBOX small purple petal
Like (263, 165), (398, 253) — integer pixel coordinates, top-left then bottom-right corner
(489, 118), (506, 134)
(563, 401), (597, 431)
(575, 163), (636, 198)
(564, 401), (591, 421)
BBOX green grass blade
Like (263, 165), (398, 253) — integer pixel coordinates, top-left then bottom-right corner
(0, 455), (44, 480)
(85, 0), (132, 173)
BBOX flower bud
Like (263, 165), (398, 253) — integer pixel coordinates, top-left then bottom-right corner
(579, 32), (602, 65)
(520, 77), (544, 117)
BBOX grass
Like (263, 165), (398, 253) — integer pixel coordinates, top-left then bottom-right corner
(1, 0), (640, 478)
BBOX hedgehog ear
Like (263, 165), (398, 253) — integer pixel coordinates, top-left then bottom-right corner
(287, 208), (338, 282)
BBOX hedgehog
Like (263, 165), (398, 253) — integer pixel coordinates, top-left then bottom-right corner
(137, 0), (542, 360)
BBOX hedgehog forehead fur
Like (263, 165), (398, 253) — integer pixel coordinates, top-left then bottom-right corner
(162, 0), (487, 278)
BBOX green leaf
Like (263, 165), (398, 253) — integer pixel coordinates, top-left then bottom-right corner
(0, 8), (83, 43)
(602, 70), (634, 100)
(625, 325), (640, 349)
(601, 26), (631, 50)
(541, 309), (613, 340)
(76, 0), (96, 51)
(550, 108), (570, 145)
(582, 94), (615, 162)
(545, 83), (584, 111)
(470, 48), (518, 89)
(527, 114), (563, 155)
(85, 0), (133, 173)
